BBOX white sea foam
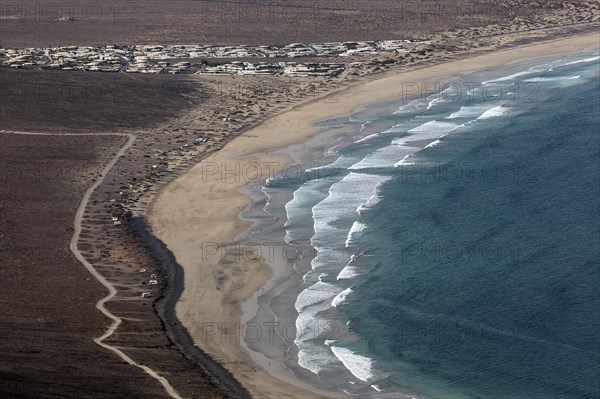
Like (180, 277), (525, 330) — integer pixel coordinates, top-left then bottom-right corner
(345, 221), (367, 247)
(330, 346), (375, 382)
(371, 385), (383, 392)
(483, 69), (538, 84)
(336, 251), (373, 280)
(296, 173), (392, 375)
(392, 98), (425, 114)
(446, 104), (497, 119)
(336, 265), (360, 280)
(359, 121), (371, 132)
(297, 344), (338, 376)
(295, 279), (346, 376)
(284, 178), (329, 245)
(305, 155), (355, 174)
(408, 120), (458, 134)
(482, 55), (598, 85)
(393, 155), (413, 168)
(553, 55), (600, 68)
(424, 139), (441, 149)
(349, 121), (460, 171)
(477, 106), (509, 120)
(524, 75), (581, 83)
(356, 193), (383, 213)
(348, 144), (414, 169)
(355, 132), (380, 144)
(295, 281), (338, 313)
(332, 287), (353, 307)
(309, 173), (388, 274)
(426, 97), (445, 110)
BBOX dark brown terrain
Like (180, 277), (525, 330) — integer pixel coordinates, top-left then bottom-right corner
(0, 68), (206, 133)
(0, 134), (174, 399)
(0, 133), (247, 399)
(0, 0), (593, 48)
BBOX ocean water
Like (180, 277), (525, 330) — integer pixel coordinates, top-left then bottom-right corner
(250, 50), (600, 398)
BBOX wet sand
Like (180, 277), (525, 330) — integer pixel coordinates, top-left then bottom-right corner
(147, 32), (600, 399)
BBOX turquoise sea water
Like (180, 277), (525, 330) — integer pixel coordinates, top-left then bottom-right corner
(256, 50), (599, 398)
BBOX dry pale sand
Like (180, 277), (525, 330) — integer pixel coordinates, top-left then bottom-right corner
(148, 32), (599, 399)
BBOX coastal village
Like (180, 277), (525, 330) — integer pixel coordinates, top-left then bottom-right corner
(0, 40), (429, 77)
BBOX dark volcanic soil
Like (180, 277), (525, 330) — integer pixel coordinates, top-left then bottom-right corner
(0, 0), (581, 48)
(0, 134), (187, 399)
(0, 68), (207, 133)
(0, 134), (237, 399)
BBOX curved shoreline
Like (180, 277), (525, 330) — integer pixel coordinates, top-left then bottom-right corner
(147, 30), (600, 399)
(131, 216), (251, 399)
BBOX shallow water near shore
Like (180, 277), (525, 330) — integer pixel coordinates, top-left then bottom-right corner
(241, 49), (600, 398)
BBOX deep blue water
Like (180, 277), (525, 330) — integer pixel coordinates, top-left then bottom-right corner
(259, 51), (599, 398)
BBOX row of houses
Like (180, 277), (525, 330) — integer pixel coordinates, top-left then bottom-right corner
(0, 39), (430, 73)
(200, 61), (345, 77)
(103, 40), (423, 59)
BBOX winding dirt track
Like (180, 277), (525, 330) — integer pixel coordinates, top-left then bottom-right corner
(2, 131), (184, 399)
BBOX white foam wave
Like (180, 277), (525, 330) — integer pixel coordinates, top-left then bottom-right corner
(553, 55), (600, 68)
(332, 287), (353, 307)
(336, 265), (360, 280)
(392, 98), (425, 114)
(295, 281), (338, 313)
(446, 104), (497, 119)
(305, 155), (355, 173)
(350, 121), (460, 170)
(330, 346), (375, 382)
(483, 69), (537, 84)
(311, 172), (389, 272)
(297, 343), (337, 376)
(345, 221), (367, 247)
(426, 97), (445, 110)
(356, 193), (383, 213)
(348, 144), (414, 170)
(408, 120), (458, 134)
(424, 139), (440, 149)
(523, 75), (582, 82)
(477, 106), (509, 120)
(355, 133), (380, 144)
(393, 155), (413, 168)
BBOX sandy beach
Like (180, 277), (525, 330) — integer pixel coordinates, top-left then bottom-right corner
(147, 31), (599, 399)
